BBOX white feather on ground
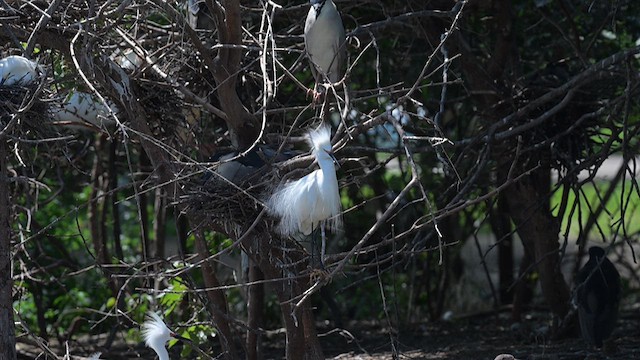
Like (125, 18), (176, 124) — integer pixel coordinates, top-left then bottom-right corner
(267, 125), (342, 236)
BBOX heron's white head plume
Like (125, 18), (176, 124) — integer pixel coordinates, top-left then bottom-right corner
(142, 312), (174, 360)
(308, 124), (333, 159)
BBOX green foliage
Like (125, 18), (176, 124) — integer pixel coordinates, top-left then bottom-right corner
(552, 179), (640, 239)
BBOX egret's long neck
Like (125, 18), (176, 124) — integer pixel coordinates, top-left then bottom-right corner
(317, 155), (337, 184)
(153, 346), (170, 360)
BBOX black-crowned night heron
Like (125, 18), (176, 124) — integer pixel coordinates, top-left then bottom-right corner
(187, 0), (215, 31)
(0, 55), (41, 86)
(304, 0), (346, 95)
(266, 124), (341, 237)
(204, 145), (296, 185)
(575, 246), (621, 348)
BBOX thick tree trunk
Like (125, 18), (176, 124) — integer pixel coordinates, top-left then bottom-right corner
(89, 135), (109, 266)
(247, 234), (325, 360)
(491, 194), (514, 305)
(512, 246), (535, 322)
(210, 0), (258, 149)
(505, 169), (570, 319)
(246, 264), (263, 360)
(0, 142), (17, 360)
(194, 231), (239, 360)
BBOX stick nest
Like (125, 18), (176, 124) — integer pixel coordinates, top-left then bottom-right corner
(181, 163), (282, 231)
(0, 83), (57, 138)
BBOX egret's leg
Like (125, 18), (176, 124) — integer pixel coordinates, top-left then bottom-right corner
(309, 223), (319, 269)
(321, 222), (327, 267)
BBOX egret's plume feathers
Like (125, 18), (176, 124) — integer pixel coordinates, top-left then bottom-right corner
(308, 125), (332, 155)
(267, 124), (342, 236)
(142, 312), (173, 360)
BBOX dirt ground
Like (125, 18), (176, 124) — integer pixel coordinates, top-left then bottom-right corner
(281, 311), (640, 360)
(15, 309), (639, 359)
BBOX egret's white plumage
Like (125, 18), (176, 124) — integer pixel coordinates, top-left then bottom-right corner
(142, 312), (175, 360)
(51, 91), (118, 129)
(0, 55), (40, 86)
(304, 0), (346, 84)
(267, 125), (341, 236)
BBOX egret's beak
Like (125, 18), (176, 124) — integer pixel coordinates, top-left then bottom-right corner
(326, 149), (340, 169)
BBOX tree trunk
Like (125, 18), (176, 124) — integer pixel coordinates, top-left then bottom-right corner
(246, 263), (263, 360)
(491, 194), (514, 305)
(505, 168), (570, 319)
(0, 141), (17, 360)
(194, 230), (239, 360)
(247, 234), (325, 359)
(210, 0), (258, 149)
(153, 188), (166, 258)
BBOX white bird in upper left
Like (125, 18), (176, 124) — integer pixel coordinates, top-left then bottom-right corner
(142, 312), (179, 360)
(0, 55), (41, 86)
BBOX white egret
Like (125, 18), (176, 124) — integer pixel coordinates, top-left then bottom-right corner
(51, 91), (118, 130)
(0, 55), (41, 86)
(267, 125), (341, 237)
(575, 246), (621, 348)
(142, 312), (179, 360)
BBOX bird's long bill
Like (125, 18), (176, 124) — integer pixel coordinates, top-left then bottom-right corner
(328, 150), (340, 169)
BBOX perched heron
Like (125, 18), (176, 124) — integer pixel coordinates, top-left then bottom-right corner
(0, 55), (41, 86)
(267, 124), (341, 238)
(142, 312), (183, 360)
(575, 246), (621, 348)
(304, 0), (346, 96)
(187, 0), (215, 31)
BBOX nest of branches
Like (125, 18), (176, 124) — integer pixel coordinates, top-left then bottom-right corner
(514, 66), (632, 174)
(0, 83), (56, 138)
(135, 79), (186, 143)
(181, 162), (281, 231)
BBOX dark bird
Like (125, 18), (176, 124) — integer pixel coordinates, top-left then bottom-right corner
(187, 0), (215, 31)
(575, 246), (621, 348)
(202, 145), (297, 185)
